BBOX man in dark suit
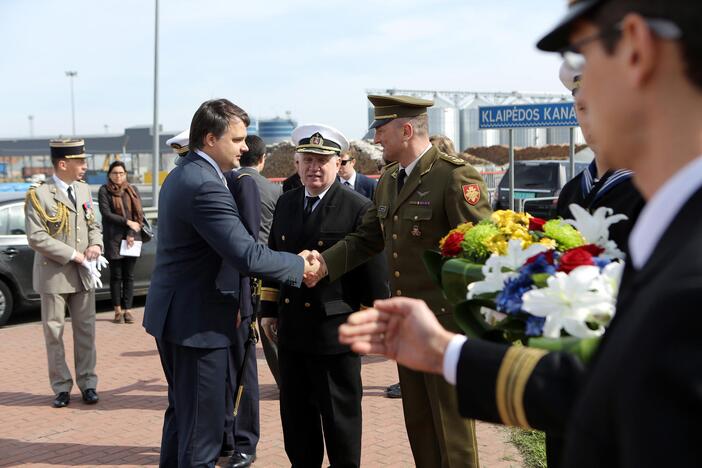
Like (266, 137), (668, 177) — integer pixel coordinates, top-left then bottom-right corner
(339, 0), (702, 466)
(282, 154), (303, 193)
(337, 150), (377, 200)
(143, 99), (314, 468)
(222, 166), (261, 468)
(260, 124), (389, 468)
(238, 135), (284, 388)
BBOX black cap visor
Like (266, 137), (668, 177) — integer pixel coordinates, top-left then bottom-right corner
(537, 0), (604, 51)
(369, 118), (393, 130)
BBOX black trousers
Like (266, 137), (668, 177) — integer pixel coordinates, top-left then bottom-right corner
(279, 348), (362, 468)
(156, 338), (228, 468)
(223, 313), (260, 455)
(109, 256), (137, 308)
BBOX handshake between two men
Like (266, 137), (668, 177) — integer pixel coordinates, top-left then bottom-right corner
(260, 250), (330, 344)
(298, 249), (327, 287)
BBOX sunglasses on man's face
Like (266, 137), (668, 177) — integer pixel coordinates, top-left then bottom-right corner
(340, 159), (353, 166)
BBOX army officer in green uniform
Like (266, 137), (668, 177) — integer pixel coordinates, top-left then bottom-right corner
(307, 95), (492, 467)
(25, 139), (104, 408)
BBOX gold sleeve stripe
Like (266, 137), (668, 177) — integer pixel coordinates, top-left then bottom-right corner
(260, 287), (279, 302)
(495, 346), (547, 429)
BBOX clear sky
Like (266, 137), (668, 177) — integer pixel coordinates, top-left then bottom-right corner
(1, 0), (568, 141)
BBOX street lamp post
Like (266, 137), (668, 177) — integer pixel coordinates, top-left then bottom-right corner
(65, 70), (78, 136)
(28, 115), (34, 137)
(152, 0), (160, 207)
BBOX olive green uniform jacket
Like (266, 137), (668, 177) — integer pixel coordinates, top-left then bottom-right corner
(323, 146), (492, 316)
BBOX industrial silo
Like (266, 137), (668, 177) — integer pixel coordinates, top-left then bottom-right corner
(460, 96), (500, 150)
(427, 95), (461, 151)
(258, 117), (296, 144)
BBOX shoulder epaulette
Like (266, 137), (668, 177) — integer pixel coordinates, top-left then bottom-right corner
(439, 153), (467, 166)
(77, 179), (87, 184)
(28, 180), (45, 190)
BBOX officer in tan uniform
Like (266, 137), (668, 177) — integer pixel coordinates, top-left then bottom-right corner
(25, 139), (104, 408)
(309, 95), (492, 467)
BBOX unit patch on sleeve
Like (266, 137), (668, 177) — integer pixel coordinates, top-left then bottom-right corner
(462, 184), (481, 206)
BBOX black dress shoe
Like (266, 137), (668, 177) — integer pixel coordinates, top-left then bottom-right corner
(227, 452), (256, 468)
(52, 392), (70, 408)
(81, 388), (99, 404)
(385, 382), (402, 399)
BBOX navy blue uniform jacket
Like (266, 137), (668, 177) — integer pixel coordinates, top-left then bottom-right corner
(143, 152), (302, 349)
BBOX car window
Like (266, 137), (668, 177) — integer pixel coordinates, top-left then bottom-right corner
(0, 203), (25, 236)
(500, 164), (560, 190)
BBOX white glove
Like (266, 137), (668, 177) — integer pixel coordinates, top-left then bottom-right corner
(80, 259), (104, 289)
(95, 255), (109, 271)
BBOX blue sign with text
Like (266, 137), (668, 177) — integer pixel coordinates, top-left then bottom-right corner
(479, 103), (577, 129)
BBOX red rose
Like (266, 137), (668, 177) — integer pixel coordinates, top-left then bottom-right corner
(526, 249), (555, 265)
(529, 217), (547, 231)
(441, 232), (465, 257)
(579, 244), (605, 256)
(557, 245), (603, 273)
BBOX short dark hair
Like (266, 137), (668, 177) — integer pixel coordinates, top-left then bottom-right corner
(240, 135), (266, 167)
(588, 0), (701, 90)
(189, 99), (250, 151)
(106, 160), (128, 180)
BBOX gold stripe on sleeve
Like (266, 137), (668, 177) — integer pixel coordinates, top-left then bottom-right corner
(495, 346), (547, 428)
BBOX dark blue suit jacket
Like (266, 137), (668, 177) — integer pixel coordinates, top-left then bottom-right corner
(143, 152), (302, 349)
(225, 169), (261, 320)
(339, 172), (377, 200)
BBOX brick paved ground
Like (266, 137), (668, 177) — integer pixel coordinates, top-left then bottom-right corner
(0, 308), (523, 467)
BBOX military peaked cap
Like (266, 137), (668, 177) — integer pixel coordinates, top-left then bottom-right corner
(50, 139), (87, 159)
(367, 95), (434, 130)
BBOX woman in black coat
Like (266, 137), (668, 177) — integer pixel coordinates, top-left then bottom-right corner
(98, 161), (144, 324)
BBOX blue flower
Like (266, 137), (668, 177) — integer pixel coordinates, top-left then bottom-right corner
(594, 256), (612, 270)
(521, 253), (557, 276)
(525, 315), (546, 336)
(496, 275), (533, 315)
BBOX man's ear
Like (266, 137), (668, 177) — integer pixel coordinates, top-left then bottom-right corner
(204, 132), (217, 147)
(619, 13), (658, 89)
(403, 122), (414, 140)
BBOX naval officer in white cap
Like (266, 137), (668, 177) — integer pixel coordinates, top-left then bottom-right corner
(260, 124), (389, 468)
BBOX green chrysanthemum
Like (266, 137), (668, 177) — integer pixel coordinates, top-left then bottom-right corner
(542, 219), (585, 250)
(461, 223), (500, 262)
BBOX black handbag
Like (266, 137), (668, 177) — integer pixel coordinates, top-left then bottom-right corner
(141, 217), (154, 243)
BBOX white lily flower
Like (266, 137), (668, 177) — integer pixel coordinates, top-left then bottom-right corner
(467, 240), (550, 299)
(564, 204), (628, 258)
(522, 265), (615, 338)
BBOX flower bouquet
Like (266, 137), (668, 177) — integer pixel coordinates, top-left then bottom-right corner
(423, 206), (627, 362)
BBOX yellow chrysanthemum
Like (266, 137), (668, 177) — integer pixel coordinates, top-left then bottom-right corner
(539, 238), (558, 249)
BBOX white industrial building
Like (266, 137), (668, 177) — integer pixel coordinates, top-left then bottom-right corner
(366, 89), (585, 151)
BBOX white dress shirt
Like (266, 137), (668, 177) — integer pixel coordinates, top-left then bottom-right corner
(195, 149), (227, 187)
(341, 170), (357, 188)
(629, 155), (702, 269)
(304, 184), (333, 213)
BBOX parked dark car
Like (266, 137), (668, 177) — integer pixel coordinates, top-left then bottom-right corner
(0, 191), (157, 326)
(493, 160), (590, 218)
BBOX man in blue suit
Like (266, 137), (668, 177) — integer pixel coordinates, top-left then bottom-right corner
(143, 99), (313, 468)
(337, 150), (377, 199)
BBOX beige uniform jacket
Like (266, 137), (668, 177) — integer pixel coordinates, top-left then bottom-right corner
(25, 178), (103, 293)
(323, 146), (492, 316)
